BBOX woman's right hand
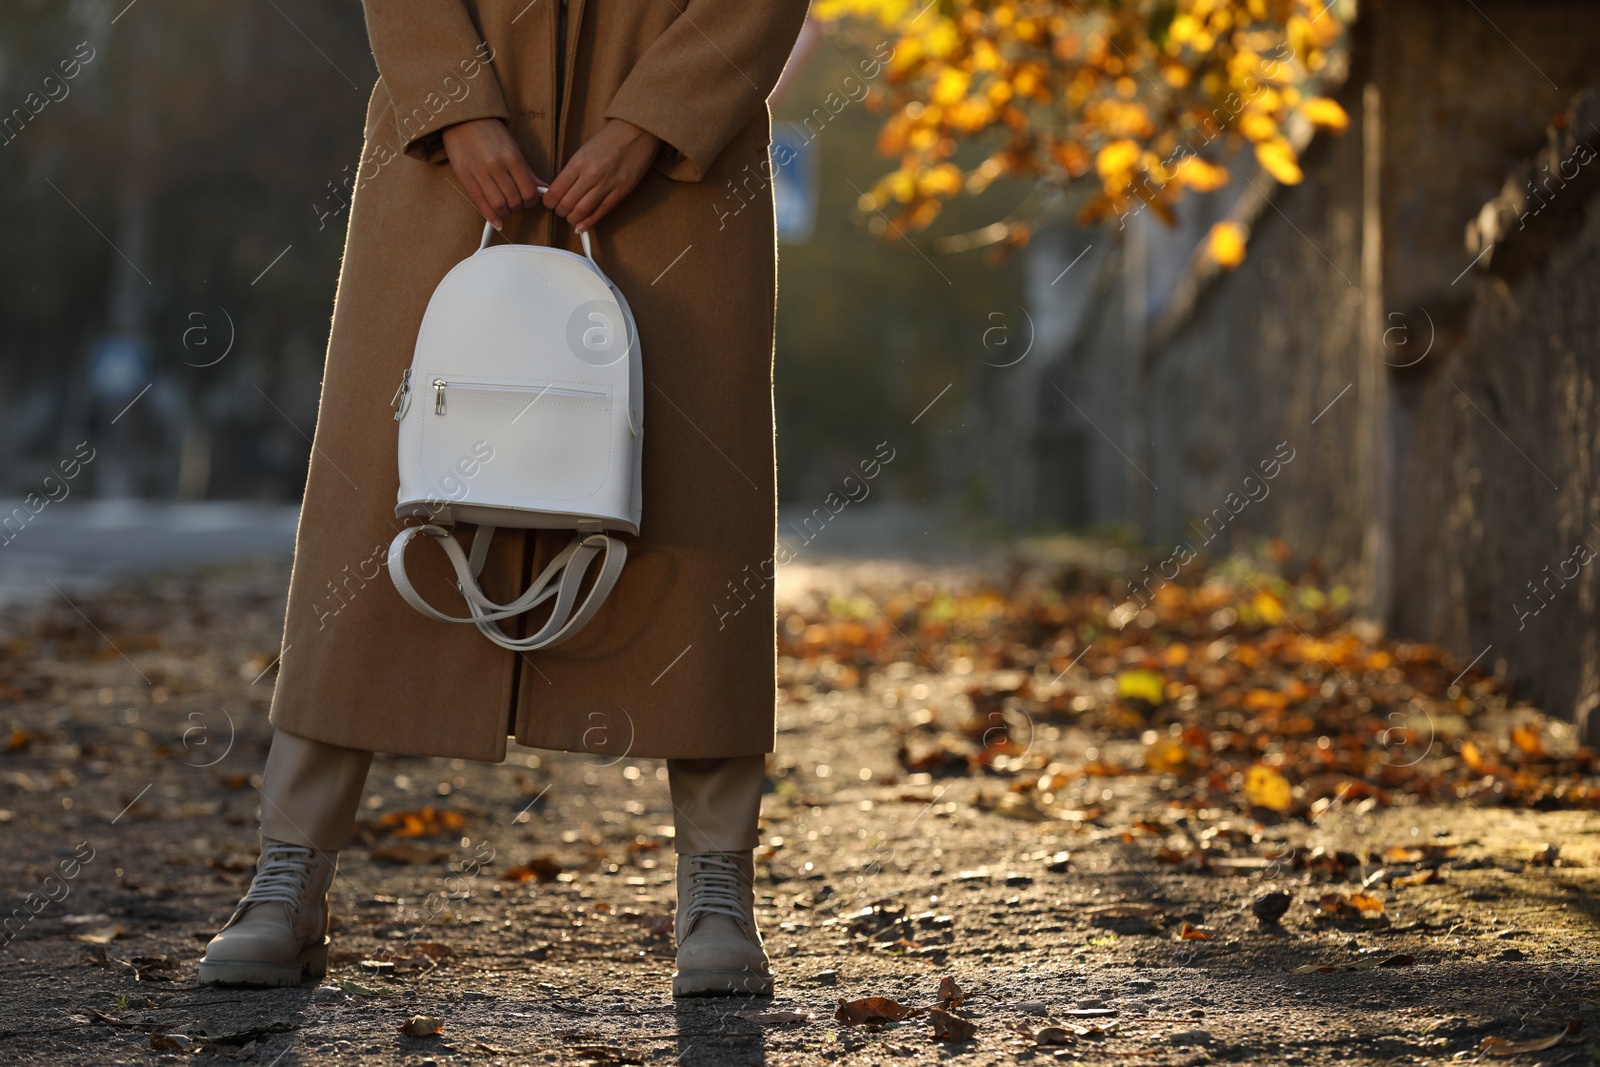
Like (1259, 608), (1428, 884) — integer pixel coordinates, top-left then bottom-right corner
(440, 118), (546, 230)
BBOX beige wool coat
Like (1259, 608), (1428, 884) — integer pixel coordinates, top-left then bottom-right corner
(268, 0), (810, 762)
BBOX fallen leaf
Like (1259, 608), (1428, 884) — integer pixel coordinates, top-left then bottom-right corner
(1347, 892), (1385, 916)
(935, 975), (966, 1009)
(1074, 1020), (1120, 1036)
(1510, 723), (1544, 757)
(1033, 1026), (1073, 1045)
(1319, 892), (1384, 920)
(1178, 922), (1213, 940)
(1391, 870), (1440, 887)
(398, 1015), (443, 1037)
(501, 854), (563, 882)
(1244, 765), (1293, 811)
(928, 1008), (977, 1042)
(733, 1010), (812, 1025)
(73, 924), (124, 944)
(372, 806), (464, 839)
(1145, 736), (1190, 772)
(835, 996), (922, 1026)
(129, 955), (178, 982)
(1478, 1020), (1581, 1055)
(336, 978), (390, 998)
(1116, 669), (1165, 705)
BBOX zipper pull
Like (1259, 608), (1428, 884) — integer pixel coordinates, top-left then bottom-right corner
(390, 368), (412, 421)
(433, 377), (447, 415)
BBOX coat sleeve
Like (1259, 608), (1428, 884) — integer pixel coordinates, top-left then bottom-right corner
(361, 0), (513, 164)
(602, 0), (811, 182)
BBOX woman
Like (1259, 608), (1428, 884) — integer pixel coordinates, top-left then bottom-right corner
(198, 0), (810, 997)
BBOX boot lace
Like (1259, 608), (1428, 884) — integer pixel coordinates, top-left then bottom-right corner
(240, 840), (317, 910)
(683, 853), (748, 931)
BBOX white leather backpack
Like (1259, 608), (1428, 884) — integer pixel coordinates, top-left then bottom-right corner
(386, 210), (642, 651)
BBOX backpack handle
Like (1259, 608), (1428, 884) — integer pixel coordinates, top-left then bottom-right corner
(478, 185), (594, 261)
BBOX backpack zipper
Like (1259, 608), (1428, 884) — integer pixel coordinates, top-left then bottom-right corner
(390, 368), (412, 421)
(430, 377), (608, 415)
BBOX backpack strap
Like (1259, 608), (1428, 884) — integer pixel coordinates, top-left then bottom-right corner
(387, 524), (626, 651)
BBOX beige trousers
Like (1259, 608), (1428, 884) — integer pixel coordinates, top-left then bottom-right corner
(258, 728), (764, 855)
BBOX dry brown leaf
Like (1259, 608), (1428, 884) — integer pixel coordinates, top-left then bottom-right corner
(397, 1015), (443, 1037)
(372, 806), (465, 839)
(1033, 1025), (1073, 1045)
(1074, 1020), (1120, 1036)
(1479, 1020), (1581, 1055)
(835, 996), (922, 1026)
(733, 1010), (812, 1025)
(935, 975), (967, 1009)
(1318, 892), (1384, 919)
(928, 1008), (977, 1042)
(73, 924), (124, 944)
(500, 854), (563, 882)
(1510, 723), (1544, 756)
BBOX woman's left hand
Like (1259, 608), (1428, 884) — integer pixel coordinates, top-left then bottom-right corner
(544, 118), (663, 234)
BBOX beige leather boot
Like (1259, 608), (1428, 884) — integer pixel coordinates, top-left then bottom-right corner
(672, 850), (772, 996)
(198, 838), (335, 987)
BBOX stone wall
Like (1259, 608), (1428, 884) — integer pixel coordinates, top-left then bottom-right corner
(1021, 0), (1600, 730)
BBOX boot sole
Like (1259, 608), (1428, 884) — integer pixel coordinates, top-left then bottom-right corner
(672, 968), (774, 998)
(198, 939), (328, 988)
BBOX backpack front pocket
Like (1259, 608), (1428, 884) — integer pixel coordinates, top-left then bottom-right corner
(418, 376), (614, 503)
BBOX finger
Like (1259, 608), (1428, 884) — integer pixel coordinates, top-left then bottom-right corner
(507, 155), (543, 211)
(473, 165), (514, 224)
(461, 173), (503, 229)
(567, 185), (614, 234)
(543, 165), (576, 211)
(485, 165), (526, 221)
(555, 167), (599, 220)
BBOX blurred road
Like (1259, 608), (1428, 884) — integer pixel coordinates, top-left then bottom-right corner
(0, 497), (1007, 610)
(0, 500), (301, 607)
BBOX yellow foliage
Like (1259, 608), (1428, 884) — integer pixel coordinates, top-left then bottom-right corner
(814, 0), (1348, 265)
(1301, 96), (1349, 131)
(1237, 110), (1279, 142)
(931, 67), (970, 106)
(1255, 136), (1304, 184)
(1174, 155), (1231, 191)
(1096, 138), (1142, 181)
(1116, 669), (1166, 705)
(1244, 764), (1293, 811)
(1146, 736), (1190, 772)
